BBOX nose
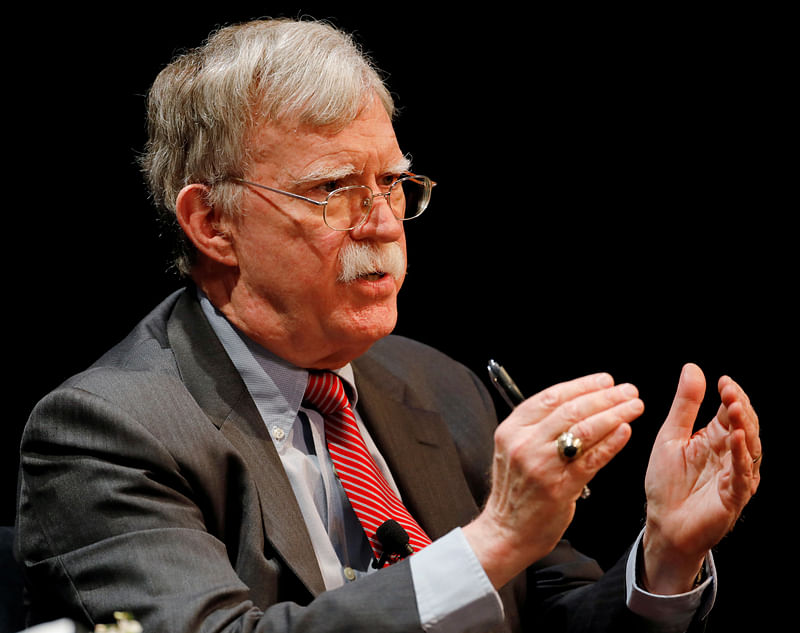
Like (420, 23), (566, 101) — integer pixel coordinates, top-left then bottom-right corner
(350, 192), (403, 242)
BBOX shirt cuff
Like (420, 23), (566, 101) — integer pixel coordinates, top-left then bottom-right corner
(626, 529), (717, 632)
(409, 528), (504, 633)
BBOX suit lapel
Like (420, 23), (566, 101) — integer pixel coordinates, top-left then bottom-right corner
(165, 290), (480, 594)
(166, 290), (326, 596)
(352, 357), (481, 540)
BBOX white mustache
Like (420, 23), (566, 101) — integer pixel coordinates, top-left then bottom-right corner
(337, 241), (406, 283)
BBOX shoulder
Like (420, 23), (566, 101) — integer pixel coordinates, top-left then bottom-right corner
(359, 334), (489, 405)
(84, 288), (186, 374)
(27, 289), (196, 435)
(353, 335), (496, 424)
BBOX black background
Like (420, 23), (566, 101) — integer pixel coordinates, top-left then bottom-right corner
(5, 4), (792, 630)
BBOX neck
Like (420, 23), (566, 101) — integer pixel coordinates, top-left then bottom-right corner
(192, 271), (376, 370)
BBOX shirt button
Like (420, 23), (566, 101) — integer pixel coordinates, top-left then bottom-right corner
(343, 566), (356, 581)
(272, 426), (286, 441)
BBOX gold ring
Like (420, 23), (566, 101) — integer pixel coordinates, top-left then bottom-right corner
(557, 431), (583, 462)
(753, 454), (762, 465)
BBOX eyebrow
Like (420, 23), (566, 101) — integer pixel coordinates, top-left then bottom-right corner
(292, 164), (360, 186)
(387, 156), (413, 174)
(291, 156), (413, 187)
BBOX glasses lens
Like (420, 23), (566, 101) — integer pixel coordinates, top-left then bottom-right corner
(324, 178), (431, 230)
(389, 177), (430, 220)
(325, 186), (373, 230)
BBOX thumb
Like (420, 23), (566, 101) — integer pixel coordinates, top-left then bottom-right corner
(657, 363), (706, 443)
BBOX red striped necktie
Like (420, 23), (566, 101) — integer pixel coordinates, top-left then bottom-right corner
(303, 371), (432, 566)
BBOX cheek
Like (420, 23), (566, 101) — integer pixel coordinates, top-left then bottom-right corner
(235, 215), (342, 280)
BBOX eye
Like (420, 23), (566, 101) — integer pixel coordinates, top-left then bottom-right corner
(378, 173), (403, 190)
(320, 180), (343, 194)
(305, 180), (343, 200)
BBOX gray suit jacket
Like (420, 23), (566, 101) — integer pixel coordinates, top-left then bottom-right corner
(16, 288), (662, 632)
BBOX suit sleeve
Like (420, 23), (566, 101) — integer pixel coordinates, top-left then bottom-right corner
(16, 384), (424, 633)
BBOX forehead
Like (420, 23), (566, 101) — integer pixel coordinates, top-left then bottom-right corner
(249, 98), (405, 183)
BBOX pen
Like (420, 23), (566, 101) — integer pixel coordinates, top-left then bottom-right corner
(487, 359), (525, 409)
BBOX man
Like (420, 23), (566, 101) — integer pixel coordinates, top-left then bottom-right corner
(16, 18), (761, 632)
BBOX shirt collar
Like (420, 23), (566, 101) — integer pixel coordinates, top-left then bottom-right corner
(197, 289), (359, 422)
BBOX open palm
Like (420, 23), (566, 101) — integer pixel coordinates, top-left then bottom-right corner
(643, 363), (761, 591)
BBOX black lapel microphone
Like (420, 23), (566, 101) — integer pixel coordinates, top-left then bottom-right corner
(372, 519), (414, 568)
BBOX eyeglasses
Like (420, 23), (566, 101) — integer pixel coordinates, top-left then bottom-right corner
(230, 172), (435, 231)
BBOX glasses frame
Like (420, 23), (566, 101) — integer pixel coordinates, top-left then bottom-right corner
(230, 172), (435, 231)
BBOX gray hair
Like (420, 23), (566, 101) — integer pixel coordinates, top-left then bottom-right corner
(140, 18), (395, 275)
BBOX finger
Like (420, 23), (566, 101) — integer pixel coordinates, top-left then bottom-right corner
(719, 377), (758, 429)
(566, 393), (645, 450)
(513, 372), (615, 426)
(728, 428), (758, 506)
(533, 381), (642, 440)
(574, 422), (633, 476)
(717, 377), (761, 460)
(717, 376), (754, 426)
(728, 400), (762, 470)
(657, 363), (706, 444)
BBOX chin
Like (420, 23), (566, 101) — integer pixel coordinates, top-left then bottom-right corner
(350, 305), (398, 341)
(312, 319), (396, 370)
(334, 303), (398, 355)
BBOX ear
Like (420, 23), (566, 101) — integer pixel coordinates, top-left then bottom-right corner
(175, 184), (238, 267)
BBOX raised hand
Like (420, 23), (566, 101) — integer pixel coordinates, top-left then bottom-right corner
(642, 363), (761, 594)
(464, 372), (645, 589)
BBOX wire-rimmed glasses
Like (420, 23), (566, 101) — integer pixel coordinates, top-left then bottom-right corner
(231, 173), (435, 231)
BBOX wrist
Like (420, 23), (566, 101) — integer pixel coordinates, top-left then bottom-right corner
(462, 518), (518, 590)
(462, 514), (551, 590)
(641, 525), (707, 595)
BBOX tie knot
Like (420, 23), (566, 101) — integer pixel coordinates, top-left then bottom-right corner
(304, 372), (349, 416)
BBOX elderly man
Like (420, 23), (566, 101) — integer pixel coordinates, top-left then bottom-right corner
(16, 18), (761, 633)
